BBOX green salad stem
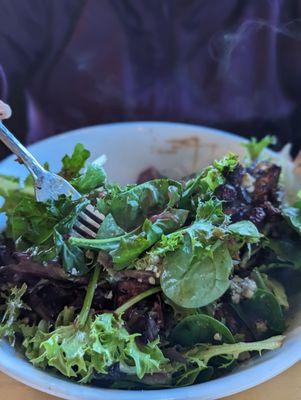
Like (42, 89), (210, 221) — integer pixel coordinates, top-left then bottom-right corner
(77, 266), (100, 327)
(115, 286), (161, 316)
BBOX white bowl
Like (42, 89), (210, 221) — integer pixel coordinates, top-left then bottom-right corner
(0, 122), (300, 400)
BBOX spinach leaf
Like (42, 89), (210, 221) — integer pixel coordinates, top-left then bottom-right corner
(232, 289), (285, 338)
(70, 209), (189, 268)
(53, 199), (90, 275)
(54, 230), (87, 276)
(228, 221), (261, 242)
(109, 179), (183, 231)
(266, 238), (301, 270)
(281, 206), (301, 235)
(242, 135), (276, 161)
(251, 269), (289, 309)
(161, 239), (233, 308)
(158, 199), (260, 309)
(96, 213), (125, 239)
(265, 278), (289, 309)
(59, 143), (90, 180)
(170, 314), (235, 347)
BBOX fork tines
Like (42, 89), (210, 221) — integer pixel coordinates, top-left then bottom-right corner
(73, 204), (104, 238)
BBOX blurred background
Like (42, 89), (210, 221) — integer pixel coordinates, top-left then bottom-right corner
(1, 0), (301, 158)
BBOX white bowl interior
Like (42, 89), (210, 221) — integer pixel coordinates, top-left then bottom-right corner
(0, 122), (300, 400)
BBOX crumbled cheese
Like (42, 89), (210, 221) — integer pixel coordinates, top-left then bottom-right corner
(155, 270), (161, 278)
(242, 172), (256, 193)
(145, 255), (162, 278)
(230, 276), (257, 304)
(149, 254), (160, 265)
(148, 276), (156, 285)
(104, 290), (113, 299)
(213, 332), (222, 341)
(255, 320), (268, 333)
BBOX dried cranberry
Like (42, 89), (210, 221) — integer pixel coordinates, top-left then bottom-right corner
(262, 201), (280, 217)
(248, 207), (266, 225)
(226, 165), (245, 186)
(136, 167), (163, 184)
(215, 184), (237, 202)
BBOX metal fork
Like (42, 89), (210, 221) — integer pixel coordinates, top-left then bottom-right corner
(0, 121), (103, 238)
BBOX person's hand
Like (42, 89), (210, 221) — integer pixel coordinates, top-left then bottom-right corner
(0, 100), (12, 120)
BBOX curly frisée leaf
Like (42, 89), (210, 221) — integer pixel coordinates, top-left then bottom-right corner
(242, 135), (276, 161)
(121, 336), (167, 379)
(21, 268), (166, 382)
(172, 335), (284, 386)
(184, 335), (284, 365)
(27, 313), (166, 382)
(180, 153), (239, 208)
(0, 283), (28, 345)
(213, 152), (239, 172)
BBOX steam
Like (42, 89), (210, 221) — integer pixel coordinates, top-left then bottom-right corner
(209, 18), (301, 71)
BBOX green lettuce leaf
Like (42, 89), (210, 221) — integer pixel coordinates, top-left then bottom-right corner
(59, 143), (90, 180)
(180, 153), (239, 208)
(3, 188), (89, 274)
(71, 156), (107, 194)
(0, 284), (28, 345)
(184, 335), (284, 364)
(21, 268), (166, 382)
(242, 135), (276, 161)
(109, 179), (183, 231)
(173, 335), (284, 387)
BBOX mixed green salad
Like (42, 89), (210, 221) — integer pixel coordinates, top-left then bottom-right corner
(0, 136), (300, 389)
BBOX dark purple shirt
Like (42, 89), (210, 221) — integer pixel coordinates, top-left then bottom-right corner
(0, 0), (301, 157)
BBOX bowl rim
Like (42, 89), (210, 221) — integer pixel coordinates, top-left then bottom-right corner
(0, 121), (300, 400)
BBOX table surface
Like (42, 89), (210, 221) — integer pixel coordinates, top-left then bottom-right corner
(1, 362), (301, 400)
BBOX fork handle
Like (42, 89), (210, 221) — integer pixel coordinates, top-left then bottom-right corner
(0, 121), (45, 179)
